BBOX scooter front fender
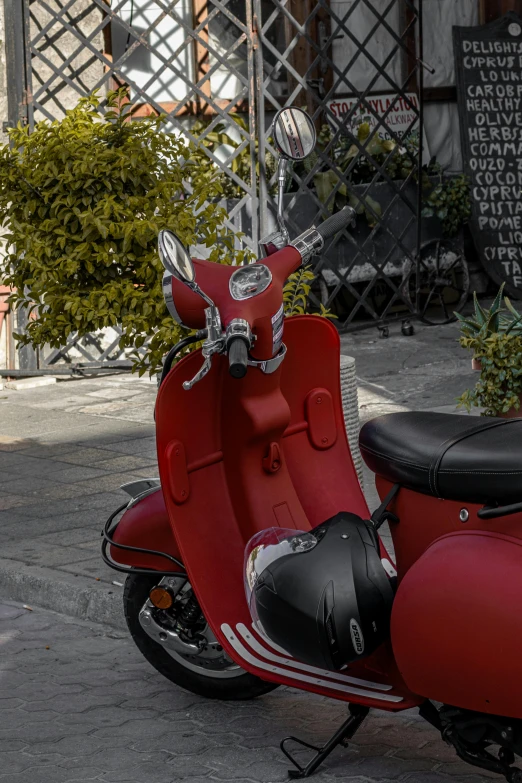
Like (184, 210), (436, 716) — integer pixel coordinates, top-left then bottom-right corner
(109, 485), (183, 573)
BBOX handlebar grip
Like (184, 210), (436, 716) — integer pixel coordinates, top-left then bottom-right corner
(316, 206), (356, 241)
(228, 337), (249, 379)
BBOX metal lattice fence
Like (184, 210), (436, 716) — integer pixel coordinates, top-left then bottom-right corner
(4, 0), (427, 369)
(6, 0), (261, 369)
(255, 0), (425, 329)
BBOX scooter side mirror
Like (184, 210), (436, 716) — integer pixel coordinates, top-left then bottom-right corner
(272, 107), (317, 161)
(260, 108), (317, 257)
(158, 230), (196, 284)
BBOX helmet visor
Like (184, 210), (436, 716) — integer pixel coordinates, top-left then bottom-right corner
(244, 527), (319, 630)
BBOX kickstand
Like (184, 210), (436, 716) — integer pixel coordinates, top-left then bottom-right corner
(280, 704), (369, 779)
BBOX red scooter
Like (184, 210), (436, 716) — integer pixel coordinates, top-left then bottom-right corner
(103, 107), (522, 782)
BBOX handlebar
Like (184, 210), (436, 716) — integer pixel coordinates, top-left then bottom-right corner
(316, 206), (356, 241)
(228, 336), (249, 379)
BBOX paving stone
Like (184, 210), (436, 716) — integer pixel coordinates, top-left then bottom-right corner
(6, 377), (58, 390)
(350, 755), (435, 778)
(51, 465), (114, 484)
(69, 472), (148, 494)
(0, 604), (26, 622)
(0, 738), (27, 752)
(401, 774), (495, 783)
(57, 557), (116, 580)
(60, 772), (104, 783)
(0, 494), (36, 511)
(55, 448), (132, 467)
(0, 768), (88, 783)
(92, 455), (158, 472)
(0, 542), (95, 568)
(99, 760), (209, 782)
(0, 435), (35, 452)
(35, 528), (102, 547)
(434, 762), (500, 779)
(96, 437), (157, 457)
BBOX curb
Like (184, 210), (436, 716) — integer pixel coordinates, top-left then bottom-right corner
(0, 557), (126, 630)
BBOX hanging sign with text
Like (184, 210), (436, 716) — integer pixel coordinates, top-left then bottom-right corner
(326, 92), (430, 163)
(454, 12), (522, 297)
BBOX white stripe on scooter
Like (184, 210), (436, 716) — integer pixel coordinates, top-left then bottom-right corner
(241, 623), (392, 692)
(221, 624), (403, 703)
(251, 622), (291, 656)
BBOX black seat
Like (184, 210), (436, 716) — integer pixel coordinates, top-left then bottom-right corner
(359, 412), (522, 504)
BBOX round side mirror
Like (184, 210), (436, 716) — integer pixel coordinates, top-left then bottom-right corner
(158, 230), (195, 284)
(272, 107), (317, 161)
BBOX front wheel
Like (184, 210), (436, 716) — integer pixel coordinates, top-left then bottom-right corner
(123, 573), (278, 700)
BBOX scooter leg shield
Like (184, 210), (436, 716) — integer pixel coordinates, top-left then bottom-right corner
(391, 529), (522, 720)
(110, 489), (183, 573)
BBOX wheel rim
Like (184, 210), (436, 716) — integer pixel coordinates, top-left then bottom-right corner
(139, 576), (244, 679)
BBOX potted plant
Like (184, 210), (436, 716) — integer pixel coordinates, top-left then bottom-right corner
(455, 285), (507, 370)
(457, 285), (522, 417)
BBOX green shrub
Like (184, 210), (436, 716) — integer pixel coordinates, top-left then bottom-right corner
(457, 332), (522, 416)
(0, 89), (249, 375)
(283, 266), (335, 319)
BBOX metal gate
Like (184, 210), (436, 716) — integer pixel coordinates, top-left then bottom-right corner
(255, 0), (425, 329)
(4, 0), (426, 369)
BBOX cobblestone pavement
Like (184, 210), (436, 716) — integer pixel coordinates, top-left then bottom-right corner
(0, 600), (498, 783)
(343, 319), (475, 425)
(0, 372), (157, 590)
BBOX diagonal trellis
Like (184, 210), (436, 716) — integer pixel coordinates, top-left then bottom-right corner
(8, 0), (260, 369)
(255, 0), (425, 330)
(24, 0), (259, 250)
(6, 0), (426, 369)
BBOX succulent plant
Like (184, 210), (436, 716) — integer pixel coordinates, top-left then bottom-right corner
(455, 284), (522, 340)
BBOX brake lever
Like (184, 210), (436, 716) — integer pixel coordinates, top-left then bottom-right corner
(183, 305), (225, 391)
(183, 355), (213, 390)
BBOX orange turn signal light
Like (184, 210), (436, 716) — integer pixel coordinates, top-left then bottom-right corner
(149, 586), (174, 610)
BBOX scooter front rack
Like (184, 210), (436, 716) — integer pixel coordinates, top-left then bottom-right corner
(101, 502), (187, 577)
(280, 703), (369, 778)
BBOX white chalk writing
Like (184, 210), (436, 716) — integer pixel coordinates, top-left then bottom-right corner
(457, 22), (522, 287)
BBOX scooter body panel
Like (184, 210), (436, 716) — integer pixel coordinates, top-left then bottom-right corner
(154, 315), (422, 709)
(392, 529), (522, 720)
(376, 476), (522, 580)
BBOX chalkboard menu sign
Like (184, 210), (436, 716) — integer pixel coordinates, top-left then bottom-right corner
(454, 12), (522, 298)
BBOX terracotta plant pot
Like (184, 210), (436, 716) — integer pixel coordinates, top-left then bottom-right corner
(471, 357), (482, 371)
(496, 404), (522, 419)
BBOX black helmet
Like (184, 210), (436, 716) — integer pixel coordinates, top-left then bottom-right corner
(244, 512), (395, 671)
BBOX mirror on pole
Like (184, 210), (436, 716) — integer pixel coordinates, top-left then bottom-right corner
(272, 107), (316, 161)
(158, 230), (195, 284)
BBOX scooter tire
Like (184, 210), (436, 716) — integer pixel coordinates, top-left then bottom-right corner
(123, 573), (279, 701)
